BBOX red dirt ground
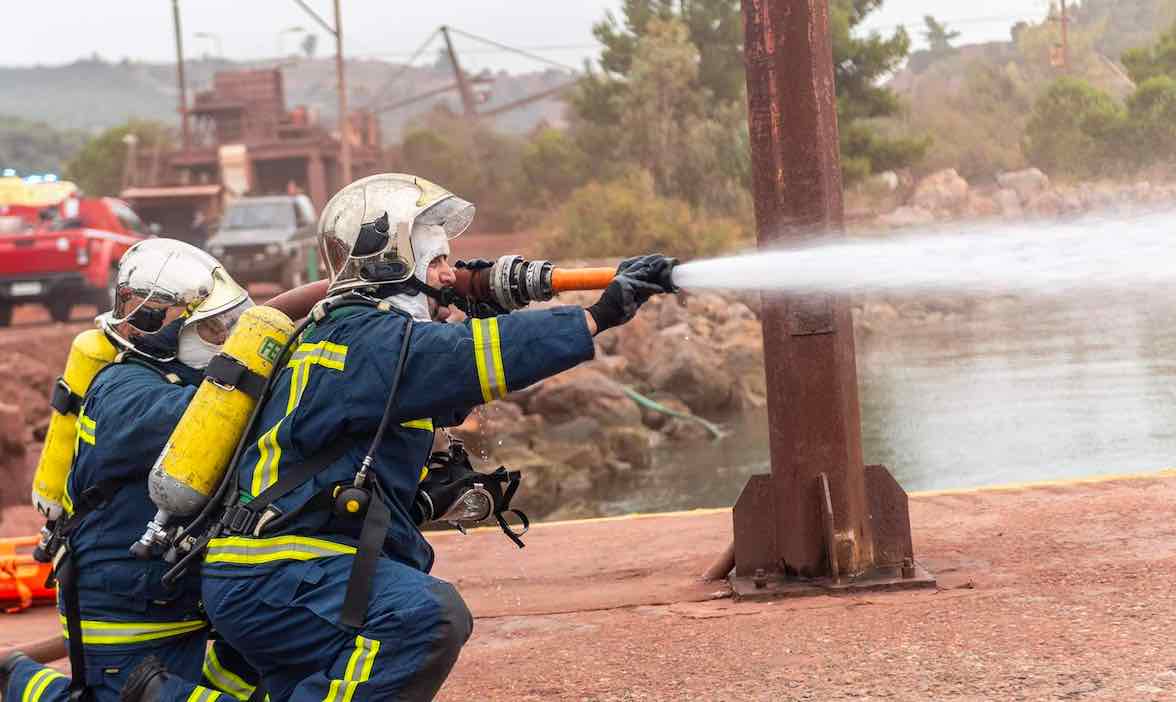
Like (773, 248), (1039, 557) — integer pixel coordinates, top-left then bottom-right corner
(5, 473), (1176, 700)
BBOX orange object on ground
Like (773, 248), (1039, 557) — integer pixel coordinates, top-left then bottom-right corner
(0, 536), (55, 613)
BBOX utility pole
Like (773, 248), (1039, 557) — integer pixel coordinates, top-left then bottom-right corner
(1050, 0), (1070, 70)
(334, 0), (351, 184)
(1061, 0), (1070, 70)
(440, 26), (478, 118)
(172, 0), (191, 149)
(292, 0), (351, 183)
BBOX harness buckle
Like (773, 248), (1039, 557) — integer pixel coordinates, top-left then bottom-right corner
(225, 505), (258, 535)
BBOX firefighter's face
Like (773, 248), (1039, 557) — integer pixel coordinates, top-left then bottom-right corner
(426, 255), (456, 322)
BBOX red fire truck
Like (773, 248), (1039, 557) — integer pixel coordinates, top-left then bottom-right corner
(0, 196), (146, 326)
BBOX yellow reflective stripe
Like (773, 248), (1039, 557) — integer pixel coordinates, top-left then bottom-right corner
(59, 615), (207, 645)
(401, 418), (433, 431)
(487, 317), (507, 399)
(23, 668), (65, 702)
(419, 465), (429, 483)
(471, 319), (493, 403)
(250, 340), (348, 496)
(206, 535), (356, 565)
(251, 418), (285, 496)
(203, 644), (254, 700)
(76, 412), (96, 445)
(187, 688), (224, 702)
(61, 481), (74, 516)
(324, 635), (380, 702)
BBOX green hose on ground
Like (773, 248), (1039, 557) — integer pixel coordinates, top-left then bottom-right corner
(621, 386), (725, 441)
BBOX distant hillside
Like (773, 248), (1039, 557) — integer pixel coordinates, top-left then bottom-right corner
(0, 115), (86, 173)
(0, 56), (572, 139)
(883, 0), (1175, 179)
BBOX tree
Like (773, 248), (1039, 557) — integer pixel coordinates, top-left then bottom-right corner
(1123, 20), (1176, 84)
(1023, 77), (1126, 178)
(1124, 75), (1176, 164)
(63, 120), (171, 197)
(574, 17), (750, 212)
(577, 0), (924, 185)
(0, 115), (86, 175)
(922, 15), (961, 55)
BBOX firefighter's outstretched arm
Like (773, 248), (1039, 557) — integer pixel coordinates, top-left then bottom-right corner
(344, 254), (676, 424)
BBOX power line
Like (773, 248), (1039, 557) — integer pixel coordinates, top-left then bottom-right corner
(353, 42), (600, 61)
(446, 27), (581, 73)
(362, 28), (441, 108)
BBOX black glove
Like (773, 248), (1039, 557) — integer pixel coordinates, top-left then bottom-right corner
(454, 258), (494, 271)
(586, 254), (678, 333)
(451, 259), (509, 318)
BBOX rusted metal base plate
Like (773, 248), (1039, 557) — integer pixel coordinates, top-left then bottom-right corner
(730, 563), (936, 601)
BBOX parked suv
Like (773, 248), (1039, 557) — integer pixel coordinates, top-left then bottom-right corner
(205, 195), (318, 289)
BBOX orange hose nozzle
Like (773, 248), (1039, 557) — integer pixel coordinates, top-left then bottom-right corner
(549, 267), (616, 293)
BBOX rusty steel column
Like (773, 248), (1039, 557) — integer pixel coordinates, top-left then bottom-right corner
(731, 0), (932, 597)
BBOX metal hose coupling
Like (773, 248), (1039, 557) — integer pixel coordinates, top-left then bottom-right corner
(451, 254), (678, 311)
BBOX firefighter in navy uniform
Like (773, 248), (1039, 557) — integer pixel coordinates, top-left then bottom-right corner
(1, 239), (263, 702)
(193, 173), (675, 701)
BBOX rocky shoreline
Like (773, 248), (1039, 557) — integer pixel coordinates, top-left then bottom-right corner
(866, 167), (1176, 229)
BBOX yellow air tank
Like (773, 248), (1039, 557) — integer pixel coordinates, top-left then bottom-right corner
(147, 305), (295, 523)
(31, 329), (118, 520)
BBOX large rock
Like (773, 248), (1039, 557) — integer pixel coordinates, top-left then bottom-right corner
(714, 319), (767, 409)
(685, 292), (731, 326)
(878, 206), (935, 230)
(598, 312), (657, 370)
(656, 296), (689, 329)
(997, 168), (1049, 204)
(646, 342), (733, 415)
(964, 193), (1000, 219)
(911, 169), (969, 213)
(450, 401), (541, 457)
(994, 188), (1023, 219)
(1026, 191), (1064, 218)
(603, 426), (657, 473)
(526, 367), (641, 427)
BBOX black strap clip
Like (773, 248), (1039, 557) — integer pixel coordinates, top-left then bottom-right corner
(206, 354), (267, 400)
(223, 504), (260, 535)
(50, 377), (82, 416)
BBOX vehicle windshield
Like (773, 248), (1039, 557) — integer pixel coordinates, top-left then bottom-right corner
(221, 202), (296, 231)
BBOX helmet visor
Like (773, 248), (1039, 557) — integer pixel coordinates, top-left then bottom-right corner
(417, 196), (475, 239)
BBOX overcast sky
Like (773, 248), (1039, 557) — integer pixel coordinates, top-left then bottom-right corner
(1, 0), (1055, 73)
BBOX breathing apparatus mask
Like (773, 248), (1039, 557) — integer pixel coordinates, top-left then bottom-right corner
(412, 438), (529, 548)
(98, 239), (249, 363)
(177, 298), (256, 369)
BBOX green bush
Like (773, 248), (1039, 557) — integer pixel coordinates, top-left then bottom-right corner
(539, 169), (748, 260)
(1124, 75), (1176, 164)
(1023, 78), (1127, 178)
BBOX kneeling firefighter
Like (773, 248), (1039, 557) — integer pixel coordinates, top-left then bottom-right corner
(2, 239), (264, 702)
(198, 173), (676, 701)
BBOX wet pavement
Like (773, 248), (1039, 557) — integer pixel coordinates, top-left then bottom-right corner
(6, 471), (1176, 700)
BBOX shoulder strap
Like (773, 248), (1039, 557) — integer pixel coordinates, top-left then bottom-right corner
(117, 354), (183, 385)
(221, 443), (350, 535)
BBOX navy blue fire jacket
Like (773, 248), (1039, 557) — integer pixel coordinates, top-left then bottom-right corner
(204, 304), (595, 575)
(62, 357), (207, 639)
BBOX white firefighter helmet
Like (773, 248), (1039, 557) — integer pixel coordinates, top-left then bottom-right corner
(317, 173), (474, 295)
(97, 238), (249, 361)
